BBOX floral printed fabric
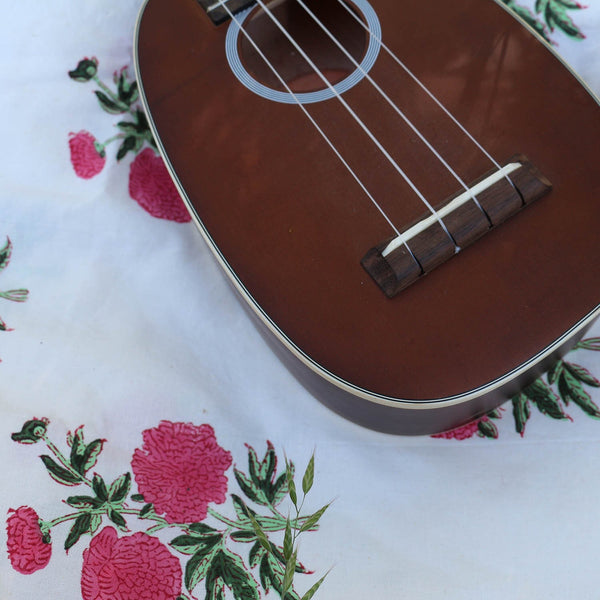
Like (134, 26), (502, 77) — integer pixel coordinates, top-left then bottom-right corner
(127, 148), (191, 223)
(66, 57), (190, 223)
(81, 527), (182, 600)
(131, 421), (232, 523)
(6, 418), (328, 600)
(6, 507), (52, 574)
(0, 237), (29, 348)
(68, 132), (107, 179)
(2, 1), (600, 599)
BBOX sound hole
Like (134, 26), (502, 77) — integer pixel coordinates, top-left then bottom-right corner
(238, 0), (368, 93)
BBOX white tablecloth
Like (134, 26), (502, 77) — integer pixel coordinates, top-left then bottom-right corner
(2, 1), (600, 598)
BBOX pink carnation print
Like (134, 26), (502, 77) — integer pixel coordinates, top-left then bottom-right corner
(128, 148), (191, 222)
(69, 131), (106, 179)
(81, 527), (181, 600)
(6, 506), (52, 574)
(432, 417), (487, 440)
(131, 421), (232, 523)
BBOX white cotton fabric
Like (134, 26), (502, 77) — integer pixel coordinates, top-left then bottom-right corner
(1, 1), (599, 598)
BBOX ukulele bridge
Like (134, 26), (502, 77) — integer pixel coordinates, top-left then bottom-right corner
(361, 155), (552, 298)
(197, 0), (256, 25)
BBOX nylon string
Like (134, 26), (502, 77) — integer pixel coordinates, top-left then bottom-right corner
(334, 0), (517, 194)
(252, 0), (459, 249)
(293, 0), (492, 225)
(221, 0), (422, 263)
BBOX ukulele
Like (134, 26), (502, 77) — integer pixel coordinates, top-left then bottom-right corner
(134, 0), (600, 434)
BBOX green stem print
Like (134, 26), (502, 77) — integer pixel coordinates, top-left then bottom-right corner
(7, 419), (329, 600)
(68, 56), (190, 222)
(68, 57), (156, 161)
(0, 237), (29, 347)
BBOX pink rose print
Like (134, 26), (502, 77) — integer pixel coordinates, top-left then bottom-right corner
(6, 506), (52, 574)
(128, 148), (191, 223)
(431, 419), (481, 440)
(131, 421), (232, 523)
(68, 131), (106, 179)
(431, 416), (497, 440)
(81, 527), (181, 600)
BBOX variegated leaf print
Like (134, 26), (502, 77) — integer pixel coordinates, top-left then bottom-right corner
(434, 338), (600, 440)
(502, 0), (586, 43)
(0, 237), (29, 346)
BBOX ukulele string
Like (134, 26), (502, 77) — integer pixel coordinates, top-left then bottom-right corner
(251, 0), (460, 250)
(221, 0), (420, 262)
(293, 0), (491, 226)
(333, 0), (516, 191)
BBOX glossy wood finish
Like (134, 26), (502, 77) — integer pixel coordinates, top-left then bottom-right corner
(135, 0), (600, 433)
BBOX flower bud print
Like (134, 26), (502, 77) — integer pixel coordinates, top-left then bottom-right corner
(68, 131), (106, 179)
(68, 57), (98, 82)
(6, 506), (52, 574)
(11, 417), (49, 444)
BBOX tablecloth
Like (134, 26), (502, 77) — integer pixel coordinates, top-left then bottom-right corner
(2, 0), (600, 598)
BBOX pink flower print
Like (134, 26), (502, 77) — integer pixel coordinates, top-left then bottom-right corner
(431, 418), (483, 440)
(128, 148), (191, 222)
(6, 506), (52, 574)
(69, 131), (106, 179)
(131, 421), (232, 523)
(81, 527), (182, 600)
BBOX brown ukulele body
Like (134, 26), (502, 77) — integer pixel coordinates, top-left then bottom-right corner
(135, 0), (600, 434)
